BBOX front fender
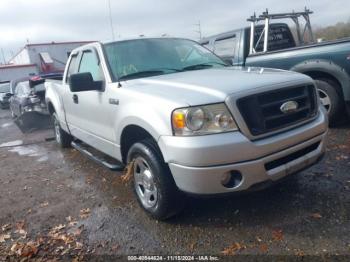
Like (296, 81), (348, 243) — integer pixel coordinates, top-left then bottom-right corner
(291, 59), (350, 101)
(114, 102), (173, 145)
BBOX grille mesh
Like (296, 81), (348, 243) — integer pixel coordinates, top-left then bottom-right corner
(237, 85), (317, 136)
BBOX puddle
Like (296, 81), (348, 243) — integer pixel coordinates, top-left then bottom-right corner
(9, 145), (41, 156)
(37, 156), (49, 162)
(8, 144), (48, 162)
(1, 122), (13, 128)
(0, 140), (23, 147)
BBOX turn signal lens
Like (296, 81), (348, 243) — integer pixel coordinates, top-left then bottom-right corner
(172, 111), (186, 129)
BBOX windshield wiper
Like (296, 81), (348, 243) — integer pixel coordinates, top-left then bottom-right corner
(118, 68), (182, 81)
(182, 62), (228, 71)
(119, 70), (165, 81)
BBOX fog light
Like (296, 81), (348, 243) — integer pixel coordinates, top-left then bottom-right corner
(221, 171), (243, 188)
(221, 172), (231, 185)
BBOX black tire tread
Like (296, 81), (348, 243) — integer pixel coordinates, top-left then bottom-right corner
(127, 138), (184, 220)
(315, 79), (342, 125)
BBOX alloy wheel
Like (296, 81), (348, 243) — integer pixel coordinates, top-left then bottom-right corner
(133, 156), (158, 209)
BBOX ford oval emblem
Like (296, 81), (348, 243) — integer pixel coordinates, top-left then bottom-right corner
(280, 101), (299, 114)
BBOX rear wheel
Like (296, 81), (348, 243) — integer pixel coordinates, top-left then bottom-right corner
(127, 139), (184, 220)
(314, 79), (343, 125)
(53, 113), (72, 148)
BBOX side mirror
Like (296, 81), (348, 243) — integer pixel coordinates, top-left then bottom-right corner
(69, 72), (103, 92)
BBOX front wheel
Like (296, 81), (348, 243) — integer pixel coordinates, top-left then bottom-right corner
(127, 139), (184, 220)
(53, 113), (72, 148)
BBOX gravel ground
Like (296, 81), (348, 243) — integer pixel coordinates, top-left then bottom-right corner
(0, 108), (349, 261)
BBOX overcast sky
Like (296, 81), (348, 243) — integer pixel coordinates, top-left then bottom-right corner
(1, 0), (349, 61)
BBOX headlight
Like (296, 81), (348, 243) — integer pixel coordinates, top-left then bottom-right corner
(172, 103), (238, 136)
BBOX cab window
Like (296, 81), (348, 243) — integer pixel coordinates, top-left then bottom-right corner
(214, 35), (236, 57)
(78, 51), (104, 81)
(66, 55), (78, 83)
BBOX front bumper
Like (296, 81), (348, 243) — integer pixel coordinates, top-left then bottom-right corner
(159, 108), (328, 195)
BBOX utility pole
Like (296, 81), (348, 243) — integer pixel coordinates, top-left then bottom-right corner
(108, 0), (116, 41)
(0, 48), (6, 64)
(194, 20), (202, 40)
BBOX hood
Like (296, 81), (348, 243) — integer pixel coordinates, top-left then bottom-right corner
(125, 67), (313, 106)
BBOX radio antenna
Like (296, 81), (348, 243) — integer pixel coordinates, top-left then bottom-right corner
(107, 0), (116, 41)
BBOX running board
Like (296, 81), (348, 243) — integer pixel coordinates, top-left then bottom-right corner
(71, 141), (125, 171)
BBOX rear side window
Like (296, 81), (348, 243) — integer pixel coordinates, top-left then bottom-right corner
(253, 24), (296, 52)
(78, 51), (104, 81)
(214, 36), (236, 57)
(66, 55), (78, 83)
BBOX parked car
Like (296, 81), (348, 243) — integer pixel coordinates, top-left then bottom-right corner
(199, 9), (350, 124)
(46, 38), (328, 219)
(0, 81), (11, 109)
(10, 73), (63, 118)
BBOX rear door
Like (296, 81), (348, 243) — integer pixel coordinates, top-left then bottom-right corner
(61, 53), (79, 128)
(63, 48), (117, 156)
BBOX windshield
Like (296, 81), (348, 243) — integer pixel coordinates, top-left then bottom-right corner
(104, 38), (227, 81)
(0, 82), (10, 93)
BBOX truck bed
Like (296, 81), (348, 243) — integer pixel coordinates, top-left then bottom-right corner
(248, 37), (350, 57)
(245, 37), (350, 77)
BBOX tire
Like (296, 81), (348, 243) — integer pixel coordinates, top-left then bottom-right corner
(314, 79), (343, 125)
(53, 112), (72, 148)
(127, 139), (184, 220)
(346, 103), (350, 120)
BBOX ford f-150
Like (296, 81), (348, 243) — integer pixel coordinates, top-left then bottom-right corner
(45, 37), (328, 219)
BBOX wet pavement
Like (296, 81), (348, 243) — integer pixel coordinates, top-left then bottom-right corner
(0, 108), (349, 260)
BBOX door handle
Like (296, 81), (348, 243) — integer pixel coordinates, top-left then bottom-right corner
(73, 94), (79, 104)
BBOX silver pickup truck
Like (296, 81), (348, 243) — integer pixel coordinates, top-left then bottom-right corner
(45, 37), (328, 220)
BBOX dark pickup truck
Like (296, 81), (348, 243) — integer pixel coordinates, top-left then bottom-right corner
(200, 9), (350, 124)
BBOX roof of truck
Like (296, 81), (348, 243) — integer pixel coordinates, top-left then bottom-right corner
(101, 36), (193, 45)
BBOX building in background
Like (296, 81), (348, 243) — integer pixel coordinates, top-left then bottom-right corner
(0, 41), (94, 82)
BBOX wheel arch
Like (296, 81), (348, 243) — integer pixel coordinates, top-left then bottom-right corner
(291, 59), (350, 101)
(119, 124), (162, 164)
(46, 99), (55, 115)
